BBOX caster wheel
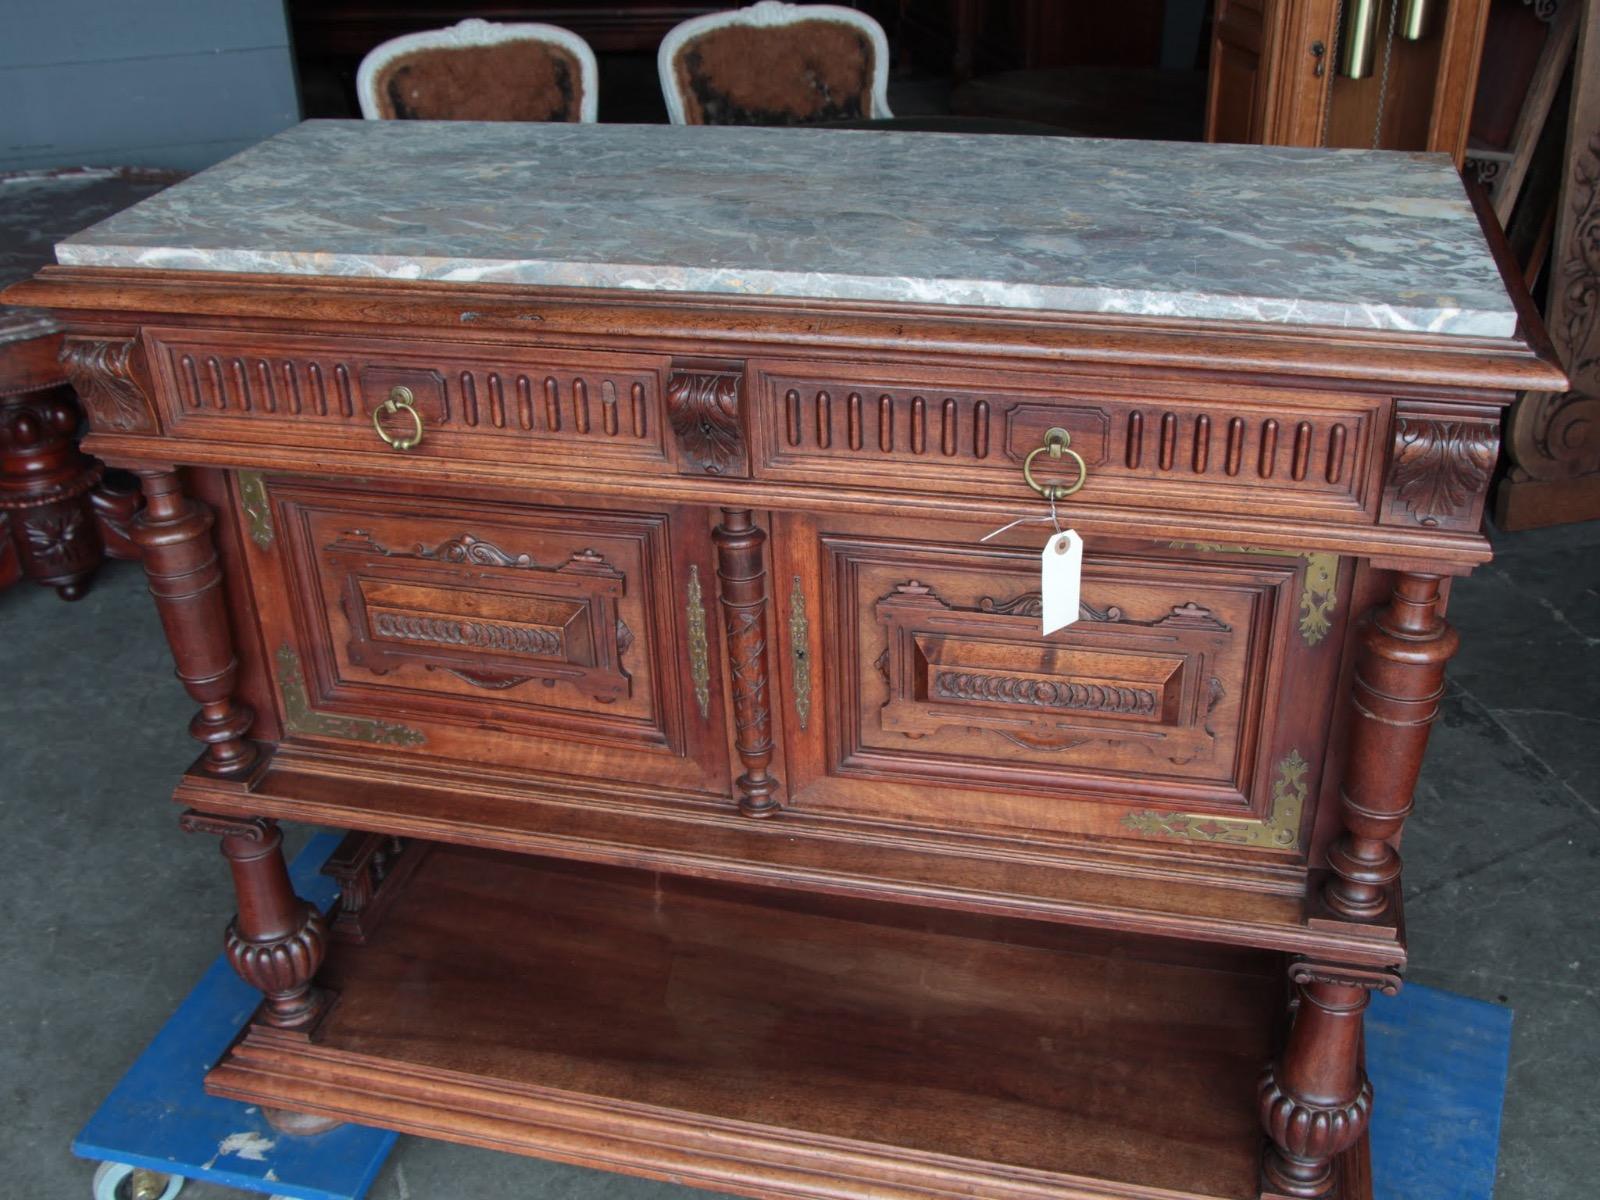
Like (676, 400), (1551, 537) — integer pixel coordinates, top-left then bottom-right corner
(92, 1161), (184, 1200)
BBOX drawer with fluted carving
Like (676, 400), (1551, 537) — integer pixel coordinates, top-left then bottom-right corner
(141, 327), (675, 468)
(772, 513), (1351, 857)
(235, 473), (730, 798)
(748, 359), (1388, 523)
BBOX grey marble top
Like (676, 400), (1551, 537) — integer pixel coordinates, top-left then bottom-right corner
(55, 120), (1518, 338)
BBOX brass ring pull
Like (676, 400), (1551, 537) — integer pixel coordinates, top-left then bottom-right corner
(372, 385), (424, 451)
(1022, 427), (1087, 500)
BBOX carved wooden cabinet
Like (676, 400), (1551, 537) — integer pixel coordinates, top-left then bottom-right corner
(7, 122), (1562, 1200)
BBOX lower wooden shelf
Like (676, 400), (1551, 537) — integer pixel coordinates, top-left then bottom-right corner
(207, 845), (1372, 1200)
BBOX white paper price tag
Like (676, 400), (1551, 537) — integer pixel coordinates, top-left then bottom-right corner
(1040, 529), (1082, 635)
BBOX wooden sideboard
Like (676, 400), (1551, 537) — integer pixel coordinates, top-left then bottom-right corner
(7, 122), (1562, 1200)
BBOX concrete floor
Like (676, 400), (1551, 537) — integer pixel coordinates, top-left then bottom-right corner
(2, 518), (1596, 1200)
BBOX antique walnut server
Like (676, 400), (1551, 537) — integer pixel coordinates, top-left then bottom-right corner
(8, 121), (1562, 1200)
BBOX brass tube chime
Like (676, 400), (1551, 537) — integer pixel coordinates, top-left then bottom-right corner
(1341, 0), (1433, 78)
(1338, 0), (1380, 78)
(1400, 0), (1432, 40)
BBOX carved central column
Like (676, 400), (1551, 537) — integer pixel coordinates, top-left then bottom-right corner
(713, 507), (781, 816)
(1325, 572), (1458, 920)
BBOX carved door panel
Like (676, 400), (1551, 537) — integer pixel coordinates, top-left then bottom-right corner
(1207, 0), (1281, 145)
(237, 474), (730, 799)
(772, 512), (1349, 857)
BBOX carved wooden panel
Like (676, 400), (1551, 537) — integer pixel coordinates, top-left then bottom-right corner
(667, 365), (747, 477)
(780, 521), (1325, 848)
(752, 361), (1382, 519)
(1380, 401), (1500, 531)
(143, 328), (668, 465)
(251, 476), (728, 795)
(326, 531), (633, 703)
(1498, 19), (1600, 529)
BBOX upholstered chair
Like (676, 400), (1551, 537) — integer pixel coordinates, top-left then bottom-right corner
(357, 18), (599, 122)
(659, 2), (892, 125)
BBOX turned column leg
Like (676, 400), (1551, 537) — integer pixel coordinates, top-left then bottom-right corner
(180, 812), (328, 1029)
(1260, 963), (1390, 1199)
(1324, 573), (1459, 920)
(713, 508), (781, 817)
(133, 469), (257, 776)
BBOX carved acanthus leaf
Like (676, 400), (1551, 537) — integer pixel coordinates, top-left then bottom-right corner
(1389, 417), (1498, 526)
(60, 337), (157, 433)
(667, 370), (744, 474)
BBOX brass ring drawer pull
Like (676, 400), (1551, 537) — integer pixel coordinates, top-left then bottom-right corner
(372, 385), (424, 451)
(1022, 427), (1087, 500)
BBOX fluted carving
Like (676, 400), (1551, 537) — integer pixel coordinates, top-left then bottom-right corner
(1259, 1073), (1372, 1185)
(225, 908), (329, 1026)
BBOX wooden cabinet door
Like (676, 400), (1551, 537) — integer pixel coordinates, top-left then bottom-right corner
(772, 511), (1349, 859)
(1207, 0), (1338, 147)
(236, 473), (731, 801)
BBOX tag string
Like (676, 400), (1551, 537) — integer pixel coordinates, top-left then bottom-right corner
(980, 496), (1062, 543)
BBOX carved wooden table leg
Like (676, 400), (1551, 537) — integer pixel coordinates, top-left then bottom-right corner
(1325, 573), (1458, 920)
(132, 468), (257, 776)
(1260, 962), (1395, 1199)
(179, 811), (336, 1135)
(714, 507), (781, 816)
(180, 812), (329, 1029)
(0, 382), (108, 600)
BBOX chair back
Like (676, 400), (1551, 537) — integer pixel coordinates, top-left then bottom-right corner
(659, 2), (892, 125)
(357, 18), (598, 122)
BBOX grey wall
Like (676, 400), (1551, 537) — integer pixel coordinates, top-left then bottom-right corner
(0, 1), (299, 173)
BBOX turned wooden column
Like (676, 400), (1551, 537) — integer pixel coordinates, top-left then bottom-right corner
(713, 507), (781, 817)
(180, 812), (328, 1029)
(132, 468), (257, 776)
(1259, 962), (1390, 1199)
(1324, 572), (1458, 920)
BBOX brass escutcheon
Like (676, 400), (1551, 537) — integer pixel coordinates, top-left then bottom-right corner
(372, 385), (424, 451)
(1022, 427), (1087, 500)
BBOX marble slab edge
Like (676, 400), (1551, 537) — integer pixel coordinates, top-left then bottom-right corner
(51, 242), (1516, 340)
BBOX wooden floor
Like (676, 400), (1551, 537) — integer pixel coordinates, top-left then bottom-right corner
(210, 846), (1311, 1200)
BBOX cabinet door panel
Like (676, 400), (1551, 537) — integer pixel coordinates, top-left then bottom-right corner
(246, 475), (729, 798)
(776, 514), (1346, 856)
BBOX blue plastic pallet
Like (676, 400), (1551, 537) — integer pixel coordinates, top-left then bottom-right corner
(73, 833), (396, 1200)
(1368, 983), (1513, 1200)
